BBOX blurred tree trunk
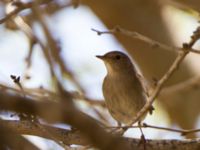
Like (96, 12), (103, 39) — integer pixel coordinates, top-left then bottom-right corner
(83, 0), (200, 137)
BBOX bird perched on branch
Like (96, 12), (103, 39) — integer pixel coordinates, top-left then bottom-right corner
(96, 51), (152, 125)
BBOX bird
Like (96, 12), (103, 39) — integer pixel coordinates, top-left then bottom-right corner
(96, 51), (150, 125)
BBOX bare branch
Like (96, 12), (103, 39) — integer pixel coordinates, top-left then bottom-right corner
(2, 119), (200, 150)
(110, 123), (200, 136)
(129, 26), (200, 125)
(0, 120), (39, 150)
(1, 120), (87, 145)
(92, 26), (200, 54)
(0, 91), (129, 150)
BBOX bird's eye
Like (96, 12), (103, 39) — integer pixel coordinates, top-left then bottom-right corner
(115, 55), (121, 60)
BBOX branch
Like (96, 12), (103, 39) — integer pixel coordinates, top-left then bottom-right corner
(91, 26), (200, 54)
(123, 137), (200, 150)
(0, 91), (130, 150)
(1, 120), (87, 145)
(110, 123), (200, 136)
(129, 26), (200, 125)
(0, 120), (39, 150)
(0, 84), (105, 107)
(0, 1), (54, 24)
(2, 119), (200, 150)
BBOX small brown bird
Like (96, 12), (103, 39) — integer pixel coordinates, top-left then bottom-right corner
(97, 51), (148, 125)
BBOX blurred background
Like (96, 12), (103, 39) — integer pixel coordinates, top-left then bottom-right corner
(0, 0), (200, 149)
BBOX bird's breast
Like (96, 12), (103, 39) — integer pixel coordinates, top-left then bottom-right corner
(103, 74), (146, 124)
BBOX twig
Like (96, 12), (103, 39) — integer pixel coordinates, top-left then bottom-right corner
(130, 50), (189, 123)
(10, 75), (26, 97)
(108, 123), (200, 136)
(0, 1), (54, 25)
(0, 2), (31, 24)
(129, 26), (200, 125)
(0, 84), (105, 107)
(142, 123), (200, 136)
(91, 26), (200, 54)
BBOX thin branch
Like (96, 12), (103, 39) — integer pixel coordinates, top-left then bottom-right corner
(0, 84), (105, 107)
(0, 2), (31, 24)
(142, 123), (200, 136)
(91, 26), (200, 54)
(130, 50), (189, 124)
(108, 123), (200, 136)
(129, 26), (200, 125)
(0, 1), (54, 24)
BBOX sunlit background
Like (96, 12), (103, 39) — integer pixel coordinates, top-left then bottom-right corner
(0, 2), (199, 149)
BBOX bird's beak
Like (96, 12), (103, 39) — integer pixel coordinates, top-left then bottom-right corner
(96, 55), (105, 60)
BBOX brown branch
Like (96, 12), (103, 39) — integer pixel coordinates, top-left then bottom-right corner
(142, 123), (200, 136)
(0, 91), (130, 150)
(0, 84), (105, 107)
(129, 26), (200, 125)
(91, 26), (200, 54)
(0, 3), (30, 24)
(2, 118), (200, 150)
(0, 1), (54, 24)
(130, 50), (189, 123)
(124, 138), (200, 150)
(0, 120), (39, 150)
(1, 120), (87, 145)
(0, 93), (200, 150)
(110, 123), (200, 136)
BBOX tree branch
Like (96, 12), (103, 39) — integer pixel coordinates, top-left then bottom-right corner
(0, 120), (87, 145)
(2, 119), (200, 150)
(0, 120), (39, 150)
(92, 26), (200, 54)
(0, 91), (129, 150)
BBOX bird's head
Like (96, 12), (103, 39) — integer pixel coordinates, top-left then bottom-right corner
(96, 51), (134, 74)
